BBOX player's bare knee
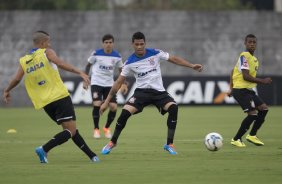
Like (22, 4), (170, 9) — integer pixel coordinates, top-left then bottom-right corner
(167, 104), (178, 116)
(247, 110), (257, 116)
(62, 120), (77, 137)
(109, 103), (117, 111)
(93, 101), (102, 107)
(258, 104), (268, 111)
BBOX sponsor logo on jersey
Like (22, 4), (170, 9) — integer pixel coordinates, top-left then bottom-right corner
(137, 68), (157, 77)
(26, 59), (32, 64)
(242, 57), (249, 68)
(38, 80), (46, 85)
(99, 65), (113, 70)
(26, 62), (44, 73)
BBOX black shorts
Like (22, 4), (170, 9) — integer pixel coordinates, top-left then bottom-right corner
(91, 85), (117, 103)
(43, 96), (76, 125)
(232, 88), (264, 112)
(126, 88), (176, 115)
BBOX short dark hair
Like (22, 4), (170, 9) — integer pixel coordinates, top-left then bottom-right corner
(245, 34), (256, 41)
(33, 30), (50, 44)
(102, 34), (114, 42)
(35, 30), (49, 36)
(132, 32), (145, 43)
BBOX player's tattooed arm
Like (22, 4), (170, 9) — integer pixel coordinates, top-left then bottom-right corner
(109, 75), (126, 97)
(100, 75), (126, 115)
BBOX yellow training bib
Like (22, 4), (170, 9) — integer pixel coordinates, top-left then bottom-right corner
(19, 48), (69, 109)
(232, 51), (259, 89)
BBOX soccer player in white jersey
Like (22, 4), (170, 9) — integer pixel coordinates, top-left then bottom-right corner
(84, 34), (128, 139)
(99, 32), (203, 155)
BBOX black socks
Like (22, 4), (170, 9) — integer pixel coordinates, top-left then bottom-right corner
(105, 110), (117, 128)
(111, 109), (131, 144)
(166, 104), (178, 145)
(250, 110), (268, 136)
(72, 130), (96, 159)
(43, 129), (72, 153)
(234, 114), (257, 140)
(92, 106), (100, 129)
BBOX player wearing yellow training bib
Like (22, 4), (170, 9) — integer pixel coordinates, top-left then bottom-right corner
(228, 34), (272, 148)
(3, 31), (99, 163)
(232, 51), (259, 89)
(19, 48), (69, 109)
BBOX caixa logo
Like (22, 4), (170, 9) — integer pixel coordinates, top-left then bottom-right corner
(166, 80), (237, 104)
(63, 77), (254, 105)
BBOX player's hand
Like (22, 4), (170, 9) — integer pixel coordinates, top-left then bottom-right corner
(83, 81), (88, 90)
(80, 72), (90, 86)
(261, 77), (272, 84)
(2, 90), (11, 104)
(227, 89), (233, 97)
(192, 64), (203, 72)
(119, 84), (128, 95)
(100, 102), (108, 115)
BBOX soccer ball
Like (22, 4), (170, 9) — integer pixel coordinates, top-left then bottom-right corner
(204, 132), (223, 151)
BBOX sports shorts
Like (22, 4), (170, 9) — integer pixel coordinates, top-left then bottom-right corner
(91, 85), (117, 103)
(43, 96), (76, 125)
(126, 88), (176, 115)
(232, 88), (264, 112)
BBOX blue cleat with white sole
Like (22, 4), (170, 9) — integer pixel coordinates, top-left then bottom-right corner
(101, 141), (116, 155)
(35, 146), (48, 163)
(163, 144), (177, 155)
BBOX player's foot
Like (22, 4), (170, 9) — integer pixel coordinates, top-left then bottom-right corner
(231, 139), (246, 147)
(103, 127), (112, 139)
(35, 146), (48, 163)
(93, 128), (101, 139)
(101, 141), (116, 155)
(163, 144), (177, 155)
(91, 156), (100, 163)
(246, 135), (264, 146)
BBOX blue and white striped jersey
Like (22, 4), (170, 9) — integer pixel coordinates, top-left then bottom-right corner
(121, 48), (169, 91)
(88, 49), (123, 86)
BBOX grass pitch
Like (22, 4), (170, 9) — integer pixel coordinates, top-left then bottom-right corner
(0, 106), (282, 184)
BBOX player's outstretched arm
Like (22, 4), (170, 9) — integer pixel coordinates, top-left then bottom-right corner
(100, 75), (126, 115)
(2, 65), (24, 104)
(46, 48), (90, 86)
(83, 63), (92, 90)
(168, 55), (203, 72)
(227, 69), (234, 97)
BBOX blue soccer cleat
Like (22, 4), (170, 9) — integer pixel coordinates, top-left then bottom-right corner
(163, 144), (177, 155)
(35, 146), (48, 163)
(101, 141), (116, 155)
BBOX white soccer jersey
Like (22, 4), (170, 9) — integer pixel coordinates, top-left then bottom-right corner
(121, 48), (169, 91)
(88, 49), (123, 86)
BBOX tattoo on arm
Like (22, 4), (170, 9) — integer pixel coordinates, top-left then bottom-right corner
(85, 64), (91, 74)
(109, 90), (116, 97)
